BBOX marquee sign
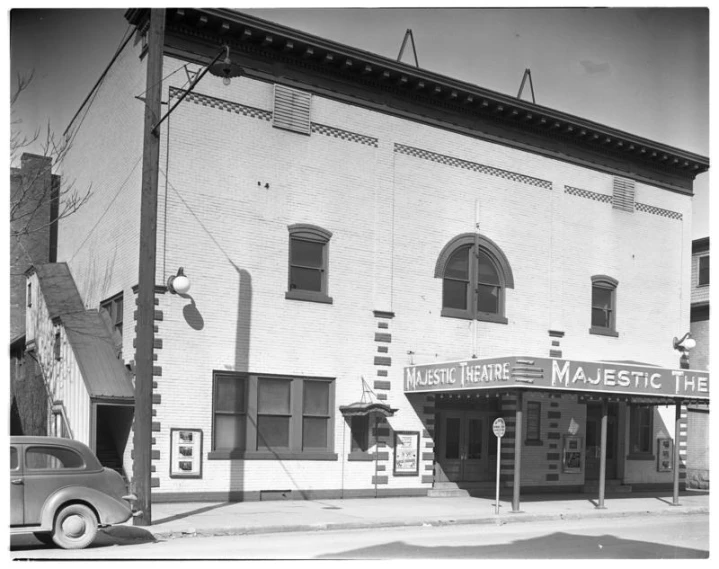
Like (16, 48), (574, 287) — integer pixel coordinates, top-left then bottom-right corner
(404, 356), (710, 400)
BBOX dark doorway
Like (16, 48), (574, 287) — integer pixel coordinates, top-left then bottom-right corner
(94, 404), (133, 478)
(585, 402), (619, 480)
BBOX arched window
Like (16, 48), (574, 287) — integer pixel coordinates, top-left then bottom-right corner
(286, 224), (333, 304)
(435, 233), (514, 323)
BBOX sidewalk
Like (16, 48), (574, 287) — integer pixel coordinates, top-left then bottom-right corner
(129, 490), (709, 540)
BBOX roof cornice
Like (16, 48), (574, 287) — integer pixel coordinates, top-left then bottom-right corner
(126, 8), (709, 190)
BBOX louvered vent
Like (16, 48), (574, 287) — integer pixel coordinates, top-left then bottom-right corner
(612, 177), (635, 212)
(273, 85), (311, 134)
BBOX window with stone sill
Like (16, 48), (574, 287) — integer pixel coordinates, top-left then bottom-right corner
(435, 233), (514, 324)
(286, 224), (333, 304)
(589, 275), (618, 337)
(210, 371), (336, 460)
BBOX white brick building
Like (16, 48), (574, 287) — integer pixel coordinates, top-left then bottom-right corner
(27, 9), (709, 503)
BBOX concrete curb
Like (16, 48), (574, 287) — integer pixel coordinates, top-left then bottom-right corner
(148, 506), (709, 541)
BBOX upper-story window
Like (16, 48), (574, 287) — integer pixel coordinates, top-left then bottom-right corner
(100, 293), (124, 358)
(286, 224), (333, 304)
(698, 255), (709, 286)
(589, 275), (618, 337)
(435, 233), (514, 324)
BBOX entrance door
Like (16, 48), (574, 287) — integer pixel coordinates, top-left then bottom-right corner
(585, 403), (618, 480)
(436, 411), (491, 483)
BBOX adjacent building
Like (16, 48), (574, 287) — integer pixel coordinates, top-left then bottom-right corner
(686, 237), (709, 489)
(25, 9), (709, 502)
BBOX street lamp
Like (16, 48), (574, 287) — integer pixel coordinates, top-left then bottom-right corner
(673, 332), (696, 369)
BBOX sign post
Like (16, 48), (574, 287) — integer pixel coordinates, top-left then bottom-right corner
(492, 417), (506, 515)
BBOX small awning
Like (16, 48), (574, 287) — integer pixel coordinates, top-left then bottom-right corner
(339, 401), (397, 418)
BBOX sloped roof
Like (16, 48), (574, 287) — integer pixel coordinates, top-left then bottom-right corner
(34, 263), (134, 401)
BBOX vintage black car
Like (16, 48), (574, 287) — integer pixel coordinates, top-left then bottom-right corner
(10, 436), (136, 549)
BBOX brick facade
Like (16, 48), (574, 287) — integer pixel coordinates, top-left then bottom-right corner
(47, 13), (705, 500)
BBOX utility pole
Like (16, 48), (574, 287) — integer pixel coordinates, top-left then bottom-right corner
(134, 8), (165, 527)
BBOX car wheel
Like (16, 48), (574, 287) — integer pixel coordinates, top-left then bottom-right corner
(52, 504), (98, 550)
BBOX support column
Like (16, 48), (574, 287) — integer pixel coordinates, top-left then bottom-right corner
(596, 399), (608, 509)
(672, 400), (683, 506)
(512, 390), (523, 513)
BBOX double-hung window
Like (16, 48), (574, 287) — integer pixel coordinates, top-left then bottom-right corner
(211, 372), (336, 460)
(628, 405), (654, 458)
(100, 293), (124, 357)
(698, 256), (709, 286)
(589, 275), (618, 337)
(286, 224), (333, 304)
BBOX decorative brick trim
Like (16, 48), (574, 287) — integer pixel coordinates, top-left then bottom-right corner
(425, 441), (434, 448)
(152, 366), (162, 376)
(375, 332), (392, 343)
(425, 464), (434, 471)
(374, 356), (392, 366)
(547, 432), (561, 440)
(425, 395), (435, 402)
(551, 340), (560, 347)
(374, 380), (391, 390)
(421, 475), (434, 484)
(375, 452), (389, 461)
(548, 330), (565, 337)
(377, 346), (388, 353)
(373, 310), (395, 319)
(152, 394), (161, 404)
(549, 349), (562, 358)
(371, 475), (388, 485)
(425, 417), (434, 425)
(378, 322), (389, 329)
(421, 452), (435, 461)
(171, 87), (272, 121)
(546, 473), (559, 482)
(151, 477), (160, 488)
(564, 185), (612, 203)
(133, 309), (163, 322)
(548, 411), (561, 419)
(376, 393), (388, 401)
(311, 123), (378, 147)
(422, 429), (432, 438)
(549, 422), (558, 429)
(547, 453), (560, 461)
(549, 443), (558, 449)
(151, 422), (161, 432)
(396, 143), (552, 189)
(376, 464), (386, 472)
(550, 402), (560, 408)
(422, 406), (435, 414)
(377, 370), (388, 377)
(132, 338), (163, 349)
(548, 464), (558, 470)
(635, 202), (682, 220)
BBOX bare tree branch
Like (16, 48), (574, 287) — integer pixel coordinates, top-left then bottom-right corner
(10, 71), (93, 242)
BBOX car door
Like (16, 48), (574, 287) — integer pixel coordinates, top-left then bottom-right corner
(10, 444), (24, 526)
(22, 444), (87, 525)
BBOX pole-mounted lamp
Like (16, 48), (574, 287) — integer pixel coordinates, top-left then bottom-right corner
(673, 332), (696, 369)
(167, 267), (191, 295)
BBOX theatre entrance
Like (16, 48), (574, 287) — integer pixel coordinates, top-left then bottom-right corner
(434, 395), (499, 484)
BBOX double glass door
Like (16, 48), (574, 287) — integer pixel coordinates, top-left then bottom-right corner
(436, 411), (495, 483)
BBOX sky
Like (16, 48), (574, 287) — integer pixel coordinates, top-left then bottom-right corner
(8, 5), (711, 239)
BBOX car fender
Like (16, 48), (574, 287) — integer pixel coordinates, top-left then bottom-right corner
(40, 486), (133, 529)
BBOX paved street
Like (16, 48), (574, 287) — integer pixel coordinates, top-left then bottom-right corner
(10, 513), (708, 559)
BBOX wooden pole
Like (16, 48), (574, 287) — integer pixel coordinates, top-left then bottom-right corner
(511, 390), (523, 513)
(596, 399), (608, 509)
(672, 401), (683, 506)
(133, 8), (165, 527)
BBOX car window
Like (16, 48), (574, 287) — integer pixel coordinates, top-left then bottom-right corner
(10, 447), (19, 470)
(25, 446), (85, 470)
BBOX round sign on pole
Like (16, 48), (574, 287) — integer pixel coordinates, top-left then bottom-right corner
(493, 417), (506, 438)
